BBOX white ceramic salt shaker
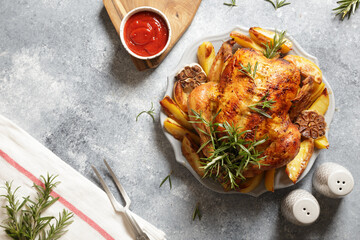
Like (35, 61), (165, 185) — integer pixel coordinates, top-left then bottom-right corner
(313, 162), (354, 198)
(281, 189), (320, 226)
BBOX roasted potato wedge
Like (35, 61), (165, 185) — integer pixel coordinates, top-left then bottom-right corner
(308, 88), (330, 116)
(230, 31), (264, 52)
(163, 117), (200, 144)
(238, 172), (264, 193)
(314, 135), (329, 149)
(197, 41), (216, 75)
(284, 55), (322, 84)
(181, 134), (205, 177)
(160, 95), (193, 130)
(249, 27), (292, 54)
(208, 40), (234, 82)
(264, 168), (276, 192)
(290, 81), (325, 121)
(308, 82), (326, 107)
(286, 139), (315, 184)
(173, 80), (188, 113)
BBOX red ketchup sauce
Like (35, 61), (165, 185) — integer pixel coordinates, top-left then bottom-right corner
(124, 11), (169, 57)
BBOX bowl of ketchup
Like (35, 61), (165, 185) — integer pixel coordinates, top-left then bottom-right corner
(120, 6), (171, 60)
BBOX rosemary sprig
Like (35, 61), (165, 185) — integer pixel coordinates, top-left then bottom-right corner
(159, 171), (173, 189)
(192, 202), (202, 221)
(333, 0), (360, 20)
(224, 0), (237, 7)
(262, 30), (287, 59)
(0, 174), (74, 240)
(265, 0), (291, 10)
(190, 110), (267, 190)
(248, 92), (276, 118)
(239, 61), (259, 80)
(136, 102), (155, 122)
(41, 210), (74, 240)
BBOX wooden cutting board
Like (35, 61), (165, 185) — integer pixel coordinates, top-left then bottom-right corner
(103, 0), (202, 71)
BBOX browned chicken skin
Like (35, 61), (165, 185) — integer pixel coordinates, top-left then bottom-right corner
(188, 48), (302, 177)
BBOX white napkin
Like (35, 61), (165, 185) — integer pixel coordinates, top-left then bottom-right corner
(0, 115), (166, 240)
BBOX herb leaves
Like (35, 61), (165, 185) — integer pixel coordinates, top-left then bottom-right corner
(159, 171), (173, 189)
(239, 61), (259, 80)
(223, 0), (359, 20)
(333, 0), (360, 20)
(0, 174), (74, 240)
(224, 0), (237, 7)
(265, 0), (291, 10)
(136, 102), (156, 122)
(192, 202), (202, 221)
(262, 30), (287, 59)
(190, 110), (267, 190)
(248, 92), (276, 118)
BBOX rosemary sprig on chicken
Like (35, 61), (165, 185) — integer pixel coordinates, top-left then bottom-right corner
(190, 110), (267, 190)
(239, 61), (259, 80)
(262, 30), (287, 59)
(248, 92), (276, 118)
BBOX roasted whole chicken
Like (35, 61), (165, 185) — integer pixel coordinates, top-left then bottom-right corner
(161, 27), (330, 192)
(188, 47), (302, 177)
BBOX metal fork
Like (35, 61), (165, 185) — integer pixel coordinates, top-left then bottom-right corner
(91, 160), (150, 240)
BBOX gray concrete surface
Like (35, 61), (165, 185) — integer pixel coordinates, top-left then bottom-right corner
(1, 0), (359, 239)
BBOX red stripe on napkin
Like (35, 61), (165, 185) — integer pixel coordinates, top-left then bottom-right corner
(0, 149), (115, 240)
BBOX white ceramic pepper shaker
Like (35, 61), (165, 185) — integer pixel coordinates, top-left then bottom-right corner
(281, 189), (320, 226)
(313, 162), (354, 198)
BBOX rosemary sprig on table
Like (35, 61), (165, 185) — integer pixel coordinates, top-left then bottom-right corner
(265, 0), (291, 10)
(0, 174), (74, 240)
(333, 0), (360, 20)
(223, 0), (237, 7)
(136, 102), (155, 122)
(159, 171), (173, 189)
(239, 61), (259, 80)
(190, 110), (267, 190)
(248, 92), (276, 118)
(262, 30), (287, 59)
(192, 202), (202, 221)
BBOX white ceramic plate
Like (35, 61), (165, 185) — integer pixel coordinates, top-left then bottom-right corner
(160, 26), (335, 197)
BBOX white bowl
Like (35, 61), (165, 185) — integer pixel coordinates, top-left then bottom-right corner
(160, 26), (336, 197)
(119, 6), (172, 60)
